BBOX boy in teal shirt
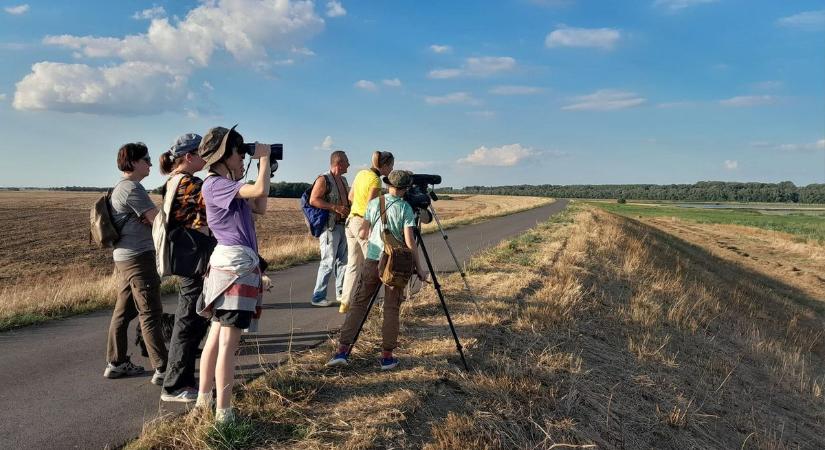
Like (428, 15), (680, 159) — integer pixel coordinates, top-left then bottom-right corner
(326, 170), (427, 370)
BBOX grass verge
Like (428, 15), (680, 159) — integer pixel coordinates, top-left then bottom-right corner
(130, 203), (825, 448)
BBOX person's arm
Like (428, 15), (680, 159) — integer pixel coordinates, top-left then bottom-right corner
(404, 226), (427, 281)
(238, 144), (271, 200)
(142, 208), (158, 224)
(367, 187), (381, 202)
(309, 176), (348, 217)
(359, 217), (371, 240)
(348, 186), (354, 203)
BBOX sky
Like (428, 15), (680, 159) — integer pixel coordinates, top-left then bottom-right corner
(0, 0), (823, 189)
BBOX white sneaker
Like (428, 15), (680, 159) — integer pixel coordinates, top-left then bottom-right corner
(103, 358), (145, 379)
(215, 408), (235, 424)
(161, 387), (198, 403)
(150, 369), (165, 386)
(311, 299), (332, 307)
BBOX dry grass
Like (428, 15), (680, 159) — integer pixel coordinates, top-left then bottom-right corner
(130, 203), (825, 449)
(0, 191), (551, 331)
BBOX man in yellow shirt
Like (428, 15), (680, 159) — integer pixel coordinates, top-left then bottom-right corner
(339, 151), (394, 313)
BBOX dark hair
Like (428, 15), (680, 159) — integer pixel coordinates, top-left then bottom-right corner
(158, 150), (184, 175)
(371, 151), (394, 170)
(330, 150), (347, 165)
(215, 129), (245, 165)
(117, 142), (149, 172)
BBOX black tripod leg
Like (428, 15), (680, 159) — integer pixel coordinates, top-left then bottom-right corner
(346, 284), (383, 357)
(415, 228), (470, 371)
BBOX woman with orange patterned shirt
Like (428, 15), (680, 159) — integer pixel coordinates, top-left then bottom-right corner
(157, 133), (215, 403)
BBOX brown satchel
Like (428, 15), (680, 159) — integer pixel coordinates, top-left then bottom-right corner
(377, 195), (415, 288)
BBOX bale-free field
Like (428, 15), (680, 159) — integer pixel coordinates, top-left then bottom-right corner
(0, 190), (553, 330)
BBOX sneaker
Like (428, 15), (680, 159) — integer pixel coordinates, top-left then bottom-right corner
(338, 301), (350, 314)
(215, 408), (235, 424)
(103, 358), (145, 379)
(311, 299), (332, 307)
(161, 387), (198, 403)
(150, 369), (165, 386)
(380, 356), (399, 371)
(325, 351), (350, 367)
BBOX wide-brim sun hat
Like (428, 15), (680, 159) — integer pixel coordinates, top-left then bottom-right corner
(198, 124), (238, 168)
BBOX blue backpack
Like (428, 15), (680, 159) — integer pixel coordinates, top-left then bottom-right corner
(301, 174), (332, 238)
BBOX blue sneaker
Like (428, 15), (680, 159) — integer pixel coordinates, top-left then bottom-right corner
(380, 356), (399, 371)
(326, 351), (349, 367)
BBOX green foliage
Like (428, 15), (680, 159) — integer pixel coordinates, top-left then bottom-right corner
(268, 181), (311, 198)
(441, 181), (825, 204)
(617, 197), (627, 204)
(597, 202), (825, 243)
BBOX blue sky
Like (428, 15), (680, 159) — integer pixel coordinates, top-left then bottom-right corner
(1, 0), (823, 188)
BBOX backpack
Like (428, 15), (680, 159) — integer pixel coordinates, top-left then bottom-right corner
(376, 195), (415, 288)
(89, 182), (124, 248)
(152, 174), (185, 277)
(300, 174), (333, 238)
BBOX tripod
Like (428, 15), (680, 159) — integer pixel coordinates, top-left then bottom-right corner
(424, 202), (480, 310)
(346, 221), (470, 371)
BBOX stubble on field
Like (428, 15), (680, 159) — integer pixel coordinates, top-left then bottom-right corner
(0, 191), (552, 330)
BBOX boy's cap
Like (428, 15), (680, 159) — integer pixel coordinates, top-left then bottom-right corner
(383, 170), (413, 188)
(170, 133), (202, 158)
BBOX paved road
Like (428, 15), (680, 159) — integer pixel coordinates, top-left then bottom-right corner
(0, 200), (568, 449)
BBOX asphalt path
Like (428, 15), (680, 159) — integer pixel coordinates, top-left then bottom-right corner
(0, 199), (568, 449)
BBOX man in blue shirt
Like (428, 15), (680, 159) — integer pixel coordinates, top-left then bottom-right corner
(326, 170), (427, 370)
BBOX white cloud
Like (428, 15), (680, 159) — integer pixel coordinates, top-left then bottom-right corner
(777, 10), (825, 30)
(467, 110), (495, 118)
(562, 89), (646, 111)
(428, 56), (516, 79)
(719, 95), (778, 107)
(458, 144), (550, 167)
(382, 78), (402, 87)
(429, 44), (452, 54)
(723, 160), (738, 170)
(202, 81), (214, 91)
(326, 1), (346, 18)
(13, 61), (187, 115)
(4, 4), (29, 15)
(776, 140), (825, 152)
(489, 85), (543, 95)
(132, 6), (165, 20)
(15, 1), (324, 114)
(545, 26), (620, 50)
(425, 92), (480, 105)
(354, 80), (378, 91)
(291, 46), (315, 56)
(0, 93), (6, 101)
(653, 0), (718, 13)
(750, 80), (783, 91)
(316, 135), (334, 151)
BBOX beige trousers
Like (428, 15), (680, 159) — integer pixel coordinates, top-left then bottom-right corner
(340, 216), (370, 304)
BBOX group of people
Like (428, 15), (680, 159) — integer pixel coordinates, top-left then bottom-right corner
(103, 125), (427, 424)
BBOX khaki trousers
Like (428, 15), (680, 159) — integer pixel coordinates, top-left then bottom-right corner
(339, 259), (403, 351)
(340, 216), (370, 304)
(106, 251), (168, 370)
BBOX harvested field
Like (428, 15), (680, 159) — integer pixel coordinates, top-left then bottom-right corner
(0, 190), (552, 330)
(130, 204), (825, 449)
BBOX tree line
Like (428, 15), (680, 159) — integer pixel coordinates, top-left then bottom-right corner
(440, 181), (825, 204)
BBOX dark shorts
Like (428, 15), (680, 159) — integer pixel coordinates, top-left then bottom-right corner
(211, 309), (253, 329)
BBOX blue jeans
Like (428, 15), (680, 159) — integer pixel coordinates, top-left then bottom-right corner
(312, 223), (348, 302)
